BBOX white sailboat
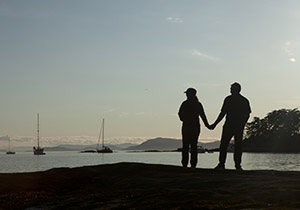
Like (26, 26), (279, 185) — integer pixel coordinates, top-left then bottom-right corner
(6, 136), (16, 155)
(96, 119), (113, 153)
(33, 113), (45, 155)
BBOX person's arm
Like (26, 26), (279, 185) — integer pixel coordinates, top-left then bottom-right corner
(243, 99), (251, 125)
(242, 113), (250, 126)
(210, 97), (228, 130)
(178, 103), (184, 122)
(199, 103), (210, 128)
(210, 111), (226, 129)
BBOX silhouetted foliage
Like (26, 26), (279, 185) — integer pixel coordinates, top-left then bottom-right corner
(243, 108), (300, 152)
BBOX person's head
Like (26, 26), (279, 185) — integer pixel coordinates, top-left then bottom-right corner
(230, 82), (241, 95)
(185, 88), (198, 100)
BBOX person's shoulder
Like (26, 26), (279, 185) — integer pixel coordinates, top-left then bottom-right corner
(224, 95), (232, 101)
(197, 101), (204, 108)
(180, 100), (189, 106)
(181, 99), (188, 103)
(239, 94), (250, 102)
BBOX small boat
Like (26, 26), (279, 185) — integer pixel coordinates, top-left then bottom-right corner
(97, 145), (113, 153)
(176, 145), (206, 153)
(206, 149), (214, 153)
(197, 145), (206, 153)
(96, 119), (113, 153)
(33, 146), (45, 155)
(33, 113), (46, 155)
(6, 136), (16, 155)
(80, 149), (96, 153)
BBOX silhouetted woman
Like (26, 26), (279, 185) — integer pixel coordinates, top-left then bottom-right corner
(178, 88), (210, 168)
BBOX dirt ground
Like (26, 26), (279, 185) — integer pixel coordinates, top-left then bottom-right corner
(0, 162), (299, 210)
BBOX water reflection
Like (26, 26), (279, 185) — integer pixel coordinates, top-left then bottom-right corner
(243, 153), (300, 171)
(0, 151), (299, 173)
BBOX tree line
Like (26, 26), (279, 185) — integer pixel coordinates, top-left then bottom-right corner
(243, 108), (300, 153)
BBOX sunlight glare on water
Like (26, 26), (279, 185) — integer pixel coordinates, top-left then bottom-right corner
(0, 151), (299, 173)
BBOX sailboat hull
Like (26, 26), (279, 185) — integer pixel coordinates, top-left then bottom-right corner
(33, 147), (46, 155)
(96, 147), (113, 153)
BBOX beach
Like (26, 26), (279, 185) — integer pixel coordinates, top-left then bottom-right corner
(0, 162), (299, 209)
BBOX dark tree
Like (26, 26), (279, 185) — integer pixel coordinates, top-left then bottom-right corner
(243, 108), (300, 152)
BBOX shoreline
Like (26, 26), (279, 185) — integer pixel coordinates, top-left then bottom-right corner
(0, 162), (299, 209)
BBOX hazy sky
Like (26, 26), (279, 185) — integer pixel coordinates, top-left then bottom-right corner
(1, 0), (300, 146)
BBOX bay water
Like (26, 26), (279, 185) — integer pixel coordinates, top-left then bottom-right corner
(0, 151), (299, 173)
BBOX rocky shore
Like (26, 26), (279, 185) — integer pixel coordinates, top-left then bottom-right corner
(0, 162), (299, 209)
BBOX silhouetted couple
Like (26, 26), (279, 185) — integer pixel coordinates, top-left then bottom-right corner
(178, 82), (251, 170)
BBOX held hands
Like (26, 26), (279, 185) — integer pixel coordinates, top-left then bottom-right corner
(207, 123), (217, 130)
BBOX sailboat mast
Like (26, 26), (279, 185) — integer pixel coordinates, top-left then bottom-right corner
(8, 136), (10, 151)
(37, 113), (40, 148)
(102, 118), (105, 147)
(97, 119), (102, 149)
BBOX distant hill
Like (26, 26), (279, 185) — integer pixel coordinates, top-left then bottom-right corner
(44, 146), (75, 151)
(199, 141), (220, 149)
(2, 143), (138, 152)
(124, 137), (220, 151)
(114, 143), (138, 149)
(5, 139), (221, 152)
(125, 138), (181, 150)
(44, 143), (138, 152)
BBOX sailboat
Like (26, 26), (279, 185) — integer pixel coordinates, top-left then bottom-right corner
(96, 118), (113, 153)
(6, 136), (16, 155)
(33, 113), (46, 155)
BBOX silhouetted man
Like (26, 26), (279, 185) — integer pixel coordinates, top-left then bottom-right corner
(178, 88), (210, 168)
(210, 82), (251, 170)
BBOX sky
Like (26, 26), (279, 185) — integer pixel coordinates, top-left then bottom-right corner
(1, 0), (300, 147)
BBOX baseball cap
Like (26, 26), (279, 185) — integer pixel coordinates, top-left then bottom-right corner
(184, 88), (197, 95)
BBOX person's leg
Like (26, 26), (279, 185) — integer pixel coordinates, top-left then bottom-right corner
(181, 126), (190, 167)
(218, 126), (234, 168)
(190, 127), (200, 168)
(234, 128), (244, 169)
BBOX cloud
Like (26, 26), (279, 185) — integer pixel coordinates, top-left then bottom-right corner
(105, 109), (115, 113)
(0, 135), (9, 141)
(135, 112), (145, 115)
(108, 136), (148, 145)
(283, 41), (296, 62)
(167, 17), (183, 23)
(0, 135), (184, 147)
(198, 83), (223, 87)
(290, 58), (296, 62)
(119, 112), (129, 117)
(191, 49), (216, 60)
(0, 136), (35, 147)
(183, 82), (223, 88)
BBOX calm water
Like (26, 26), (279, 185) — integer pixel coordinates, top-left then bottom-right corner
(0, 151), (299, 173)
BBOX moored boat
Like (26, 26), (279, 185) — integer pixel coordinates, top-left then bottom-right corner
(33, 113), (45, 155)
(6, 136), (16, 155)
(96, 119), (113, 153)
